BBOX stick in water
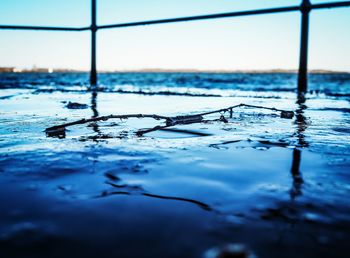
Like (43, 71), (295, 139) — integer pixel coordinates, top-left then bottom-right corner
(45, 103), (294, 137)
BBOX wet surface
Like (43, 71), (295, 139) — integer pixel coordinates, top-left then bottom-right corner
(0, 73), (350, 258)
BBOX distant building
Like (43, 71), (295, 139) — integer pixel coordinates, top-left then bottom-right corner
(0, 67), (15, 72)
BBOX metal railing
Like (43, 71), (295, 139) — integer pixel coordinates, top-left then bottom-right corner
(1, 0), (349, 92)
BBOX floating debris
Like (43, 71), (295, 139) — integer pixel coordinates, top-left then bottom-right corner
(281, 110), (295, 119)
(45, 103), (295, 138)
(45, 127), (66, 138)
(65, 101), (89, 109)
(166, 115), (204, 126)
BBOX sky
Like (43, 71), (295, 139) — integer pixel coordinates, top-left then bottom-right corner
(0, 0), (349, 72)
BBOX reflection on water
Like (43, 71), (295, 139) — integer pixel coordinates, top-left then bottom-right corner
(290, 148), (303, 200)
(90, 88), (100, 135)
(289, 95), (308, 200)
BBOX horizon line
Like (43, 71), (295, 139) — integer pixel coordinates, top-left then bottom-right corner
(0, 67), (350, 74)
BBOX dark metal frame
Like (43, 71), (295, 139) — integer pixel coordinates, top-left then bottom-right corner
(1, 0), (349, 91)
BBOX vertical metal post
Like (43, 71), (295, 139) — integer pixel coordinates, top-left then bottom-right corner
(297, 0), (311, 93)
(90, 0), (97, 85)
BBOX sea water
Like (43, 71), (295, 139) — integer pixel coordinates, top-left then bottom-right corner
(0, 72), (349, 258)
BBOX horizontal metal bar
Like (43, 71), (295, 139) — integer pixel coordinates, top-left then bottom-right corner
(312, 1), (350, 9)
(0, 25), (89, 31)
(0, 1), (349, 32)
(97, 1), (350, 30)
(98, 6), (300, 29)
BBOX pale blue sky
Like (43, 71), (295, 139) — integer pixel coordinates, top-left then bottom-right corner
(0, 0), (349, 71)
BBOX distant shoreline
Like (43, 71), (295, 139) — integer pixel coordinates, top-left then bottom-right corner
(0, 67), (349, 74)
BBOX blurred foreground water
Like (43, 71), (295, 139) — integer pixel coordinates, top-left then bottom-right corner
(0, 73), (349, 258)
